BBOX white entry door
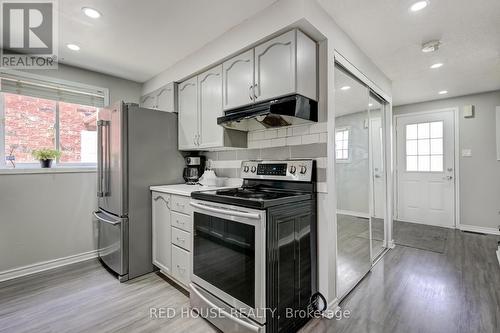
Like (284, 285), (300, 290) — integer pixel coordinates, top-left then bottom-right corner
(396, 110), (455, 227)
(370, 117), (385, 218)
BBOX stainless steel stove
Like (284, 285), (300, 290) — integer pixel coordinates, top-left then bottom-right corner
(189, 160), (317, 333)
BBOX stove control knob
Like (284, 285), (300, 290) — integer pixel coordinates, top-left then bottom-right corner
(243, 165), (250, 173)
(299, 166), (307, 174)
(251, 166), (257, 173)
(289, 166), (297, 174)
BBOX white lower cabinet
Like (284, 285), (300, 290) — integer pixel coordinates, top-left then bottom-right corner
(172, 245), (191, 286)
(152, 192), (171, 273)
(151, 191), (193, 290)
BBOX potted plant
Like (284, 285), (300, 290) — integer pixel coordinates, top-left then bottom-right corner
(32, 149), (61, 168)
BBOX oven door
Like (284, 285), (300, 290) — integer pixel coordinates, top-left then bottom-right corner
(190, 199), (266, 324)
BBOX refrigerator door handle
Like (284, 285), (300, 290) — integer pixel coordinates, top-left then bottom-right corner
(93, 210), (123, 225)
(97, 120), (104, 197)
(103, 120), (111, 197)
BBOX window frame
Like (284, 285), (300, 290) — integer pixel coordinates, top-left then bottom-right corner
(335, 126), (351, 163)
(0, 71), (108, 169)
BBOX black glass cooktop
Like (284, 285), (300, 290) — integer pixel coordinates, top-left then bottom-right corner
(191, 186), (312, 209)
(215, 188), (297, 200)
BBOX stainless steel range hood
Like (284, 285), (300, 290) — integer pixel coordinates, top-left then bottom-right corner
(217, 94), (318, 131)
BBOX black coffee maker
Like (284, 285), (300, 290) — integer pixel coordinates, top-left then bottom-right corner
(183, 156), (205, 184)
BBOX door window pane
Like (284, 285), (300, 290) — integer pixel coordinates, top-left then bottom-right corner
(406, 121), (443, 172)
(430, 121), (443, 138)
(4, 93), (56, 163)
(430, 138), (443, 155)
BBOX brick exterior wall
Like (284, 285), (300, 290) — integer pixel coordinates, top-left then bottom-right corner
(4, 93), (97, 163)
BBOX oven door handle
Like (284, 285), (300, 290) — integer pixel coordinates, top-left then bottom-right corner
(190, 202), (261, 220)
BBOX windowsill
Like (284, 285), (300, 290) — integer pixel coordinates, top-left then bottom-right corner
(0, 167), (97, 175)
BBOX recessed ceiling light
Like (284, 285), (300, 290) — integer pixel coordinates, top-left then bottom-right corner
(340, 86), (351, 91)
(430, 63), (443, 69)
(66, 43), (80, 51)
(368, 103), (373, 107)
(82, 7), (101, 19)
(421, 40), (441, 53)
(438, 90), (448, 95)
(410, 1), (428, 12)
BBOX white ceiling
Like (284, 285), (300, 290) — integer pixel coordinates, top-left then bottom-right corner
(319, 0), (500, 106)
(58, 0), (276, 82)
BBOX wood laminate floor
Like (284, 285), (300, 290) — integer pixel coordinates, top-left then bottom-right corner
(1, 229), (499, 333)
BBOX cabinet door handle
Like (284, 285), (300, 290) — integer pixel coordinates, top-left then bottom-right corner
(253, 83), (258, 99)
(249, 85), (253, 101)
(176, 237), (186, 243)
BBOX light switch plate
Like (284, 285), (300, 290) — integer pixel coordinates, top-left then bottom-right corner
(462, 149), (472, 157)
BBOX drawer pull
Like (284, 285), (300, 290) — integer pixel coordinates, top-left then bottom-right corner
(176, 265), (186, 273)
(176, 237), (186, 242)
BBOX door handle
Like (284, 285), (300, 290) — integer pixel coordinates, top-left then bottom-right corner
(249, 85), (253, 101)
(97, 121), (104, 197)
(442, 176), (453, 180)
(190, 202), (261, 219)
(253, 83), (258, 99)
(103, 121), (111, 197)
(93, 211), (122, 225)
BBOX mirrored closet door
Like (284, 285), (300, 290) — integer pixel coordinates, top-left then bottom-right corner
(334, 65), (388, 299)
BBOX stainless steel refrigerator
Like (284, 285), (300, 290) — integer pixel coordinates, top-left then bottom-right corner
(93, 102), (185, 281)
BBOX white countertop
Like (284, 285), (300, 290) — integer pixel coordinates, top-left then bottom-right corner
(150, 183), (238, 196)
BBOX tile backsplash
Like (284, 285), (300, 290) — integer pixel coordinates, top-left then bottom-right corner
(200, 122), (329, 193)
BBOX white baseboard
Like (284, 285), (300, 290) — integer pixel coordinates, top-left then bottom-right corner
(337, 210), (370, 218)
(458, 224), (500, 236)
(0, 250), (98, 283)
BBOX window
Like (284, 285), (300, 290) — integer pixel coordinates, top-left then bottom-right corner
(406, 121), (443, 172)
(2, 93), (99, 167)
(335, 128), (350, 161)
(0, 70), (107, 168)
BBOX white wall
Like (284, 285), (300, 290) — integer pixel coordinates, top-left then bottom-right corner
(142, 0), (392, 306)
(0, 171), (97, 273)
(394, 90), (500, 231)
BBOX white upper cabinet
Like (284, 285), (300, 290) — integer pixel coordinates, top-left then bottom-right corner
(156, 82), (177, 112)
(222, 49), (255, 111)
(140, 82), (177, 112)
(221, 29), (316, 111)
(140, 93), (156, 109)
(254, 30), (296, 102)
(198, 65), (223, 148)
(178, 77), (198, 150)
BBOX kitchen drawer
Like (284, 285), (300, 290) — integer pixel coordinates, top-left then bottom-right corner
(171, 195), (191, 215)
(171, 211), (192, 232)
(172, 226), (191, 251)
(172, 245), (190, 286)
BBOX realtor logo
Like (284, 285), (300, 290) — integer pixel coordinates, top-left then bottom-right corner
(0, 0), (58, 69)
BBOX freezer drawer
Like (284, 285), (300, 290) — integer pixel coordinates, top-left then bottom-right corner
(94, 210), (129, 280)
